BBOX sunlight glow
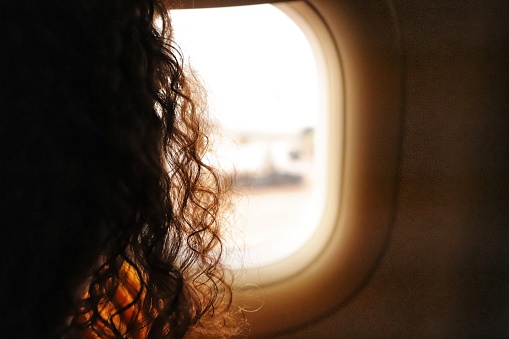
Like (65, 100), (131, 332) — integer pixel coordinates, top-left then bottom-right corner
(170, 4), (324, 268)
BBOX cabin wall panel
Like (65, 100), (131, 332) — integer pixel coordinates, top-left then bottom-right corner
(274, 0), (509, 337)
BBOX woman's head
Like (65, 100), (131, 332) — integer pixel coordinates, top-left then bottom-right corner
(1, 0), (239, 337)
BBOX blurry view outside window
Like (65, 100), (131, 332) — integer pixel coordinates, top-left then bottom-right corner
(171, 4), (325, 268)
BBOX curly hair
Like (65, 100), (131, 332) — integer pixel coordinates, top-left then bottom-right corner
(0, 0), (240, 337)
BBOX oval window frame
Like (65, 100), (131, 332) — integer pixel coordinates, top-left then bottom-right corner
(175, 0), (403, 336)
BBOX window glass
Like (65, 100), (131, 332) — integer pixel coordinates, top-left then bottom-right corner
(170, 4), (326, 268)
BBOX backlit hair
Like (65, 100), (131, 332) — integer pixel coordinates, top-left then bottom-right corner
(0, 0), (241, 337)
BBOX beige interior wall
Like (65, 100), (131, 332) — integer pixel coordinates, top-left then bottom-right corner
(275, 0), (509, 337)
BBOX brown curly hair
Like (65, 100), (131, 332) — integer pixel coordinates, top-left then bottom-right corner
(0, 0), (240, 337)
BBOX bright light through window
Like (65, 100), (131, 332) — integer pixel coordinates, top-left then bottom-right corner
(170, 4), (326, 268)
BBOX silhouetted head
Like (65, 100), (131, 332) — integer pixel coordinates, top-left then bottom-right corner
(1, 0), (238, 337)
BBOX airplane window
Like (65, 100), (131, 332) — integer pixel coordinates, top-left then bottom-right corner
(168, 1), (401, 335)
(170, 4), (330, 269)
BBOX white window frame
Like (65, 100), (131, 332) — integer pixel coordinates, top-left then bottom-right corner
(175, 0), (403, 336)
